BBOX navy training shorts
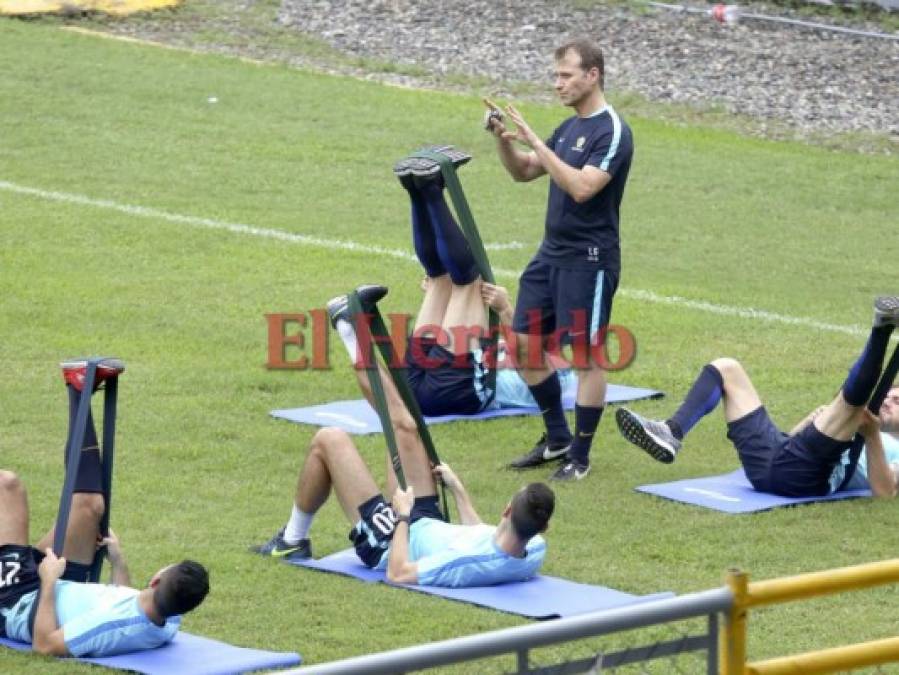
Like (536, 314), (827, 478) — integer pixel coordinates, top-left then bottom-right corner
(349, 495), (443, 568)
(512, 258), (617, 346)
(405, 336), (492, 416)
(727, 406), (851, 497)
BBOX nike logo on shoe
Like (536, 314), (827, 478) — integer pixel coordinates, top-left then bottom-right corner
(271, 544), (303, 557)
(542, 445), (570, 460)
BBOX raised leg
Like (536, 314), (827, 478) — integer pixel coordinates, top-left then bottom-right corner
(0, 470), (28, 546)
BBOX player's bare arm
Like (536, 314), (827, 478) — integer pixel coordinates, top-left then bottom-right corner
(433, 464), (481, 526)
(386, 486), (419, 584)
(32, 549), (69, 657)
(858, 410), (897, 498)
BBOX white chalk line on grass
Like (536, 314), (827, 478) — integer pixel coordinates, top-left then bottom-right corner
(0, 179), (869, 338)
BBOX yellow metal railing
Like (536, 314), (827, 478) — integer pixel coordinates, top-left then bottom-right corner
(721, 559), (899, 675)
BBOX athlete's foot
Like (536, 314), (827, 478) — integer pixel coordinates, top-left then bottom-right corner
(392, 145), (472, 179)
(61, 357), (125, 392)
(873, 296), (899, 328)
(615, 408), (681, 464)
(508, 433), (572, 469)
(250, 527), (312, 562)
(326, 285), (388, 328)
(549, 458), (590, 482)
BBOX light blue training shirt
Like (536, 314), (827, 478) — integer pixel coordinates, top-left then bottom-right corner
(3, 581), (179, 657)
(491, 368), (577, 410)
(828, 432), (899, 493)
(376, 519), (546, 587)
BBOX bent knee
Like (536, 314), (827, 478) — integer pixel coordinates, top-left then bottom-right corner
(710, 357), (744, 378)
(72, 492), (105, 520)
(0, 470), (23, 495)
(391, 413), (418, 437)
(311, 427), (352, 453)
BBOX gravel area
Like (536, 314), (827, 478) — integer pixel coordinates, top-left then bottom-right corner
(278, 0), (899, 141)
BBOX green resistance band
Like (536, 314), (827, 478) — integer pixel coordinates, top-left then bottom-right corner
(410, 149), (500, 398)
(347, 290), (451, 522)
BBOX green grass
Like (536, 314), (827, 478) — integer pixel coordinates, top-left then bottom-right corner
(27, 0), (898, 155)
(1, 16), (899, 673)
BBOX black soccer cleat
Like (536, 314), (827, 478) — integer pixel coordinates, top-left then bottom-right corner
(250, 527), (312, 562)
(392, 145), (472, 178)
(615, 408), (681, 464)
(326, 285), (388, 328)
(550, 458), (591, 482)
(873, 296), (899, 328)
(508, 433), (571, 470)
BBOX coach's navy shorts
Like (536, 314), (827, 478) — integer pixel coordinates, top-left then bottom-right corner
(405, 336), (492, 416)
(726, 407), (851, 497)
(350, 495), (443, 568)
(512, 258), (617, 346)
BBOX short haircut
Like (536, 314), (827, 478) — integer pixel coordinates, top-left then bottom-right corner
(510, 483), (555, 540)
(555, 38), (605, 89)
(154, 560), (209, 618)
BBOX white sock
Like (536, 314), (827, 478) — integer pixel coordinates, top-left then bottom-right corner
(335, 318), (358, 363)
(284, 504), (314, 544)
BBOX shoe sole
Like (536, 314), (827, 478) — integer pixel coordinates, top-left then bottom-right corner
(615, 408), (676, 464)
(874, 296), (899, 327)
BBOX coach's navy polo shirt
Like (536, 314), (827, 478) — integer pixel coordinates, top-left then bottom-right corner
(538, 105), (633, 272)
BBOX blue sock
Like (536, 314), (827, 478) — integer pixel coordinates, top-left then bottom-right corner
(528, 373), (572, 446)
(568, 405), (603, 465)
(842, 324), (894, 406)
(418, 180), (478, 285)
(666, 364), (724, 440)
(401, 178), (445, 277)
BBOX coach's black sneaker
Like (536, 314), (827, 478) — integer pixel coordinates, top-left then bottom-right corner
(326, 285), (388, 328)
(550, 458), (590, 482)
(250, 528), (312, 562)
(508, 433), (571, 469)
(615, 408), (681, 464)
(873, 296), (899, 328)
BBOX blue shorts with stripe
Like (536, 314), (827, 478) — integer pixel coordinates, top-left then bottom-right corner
(512, 258), (618, 346)
(349, 495), (444, 568)
(727, 406), (851, 497)
(405, 337), (493, 416)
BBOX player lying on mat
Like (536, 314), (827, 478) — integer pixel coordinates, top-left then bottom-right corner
(0, 470), (208, 657)
(326, 150), (573, 419)
(253, 325), (555, 585)
(616, 296), (899, 498)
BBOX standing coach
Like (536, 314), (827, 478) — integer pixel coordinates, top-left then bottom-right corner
(485, 38), (634, 482)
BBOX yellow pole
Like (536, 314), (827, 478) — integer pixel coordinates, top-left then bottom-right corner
(721, 568), (748, 675)
(747, 635), (899, 675)
(746, 559), (899, 608)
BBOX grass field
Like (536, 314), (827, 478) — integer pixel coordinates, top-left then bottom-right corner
(2, 15), (899, 674)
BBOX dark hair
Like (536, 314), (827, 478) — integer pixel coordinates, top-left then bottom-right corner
(154, 560), (209, 618)
(554, 38), (605, 89)
(510, 483), (555, 540)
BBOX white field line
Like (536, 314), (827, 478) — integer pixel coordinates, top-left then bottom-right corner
(0, 179), (870, 338)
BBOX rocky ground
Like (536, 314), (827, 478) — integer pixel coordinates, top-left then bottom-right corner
(96, 0), (898, 148)
(279, 0), (898, 139)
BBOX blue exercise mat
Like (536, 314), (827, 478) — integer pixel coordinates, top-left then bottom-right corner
(636, 469), (871, 514)
(288, 548), (673, 619)
(0, 631), (301, 674)
(271, 383), (664, 434)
